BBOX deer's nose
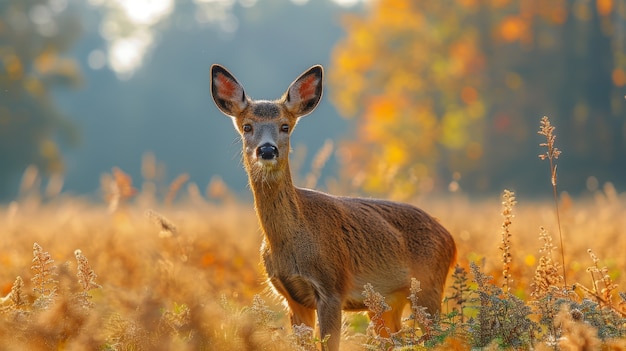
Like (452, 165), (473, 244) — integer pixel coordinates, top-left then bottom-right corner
(257, 143), (279, 160)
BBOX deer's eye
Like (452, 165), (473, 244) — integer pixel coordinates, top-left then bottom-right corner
(281, 124), (289, 133)
(242, 124), (252, 133)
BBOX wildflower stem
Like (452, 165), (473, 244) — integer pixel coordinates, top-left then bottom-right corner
(551, 172), (567, 289)
(538, 116), (567, 289)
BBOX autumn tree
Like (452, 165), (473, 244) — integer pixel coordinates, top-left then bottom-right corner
(329, 0), (626, 198)
(0, 0), (82, 198)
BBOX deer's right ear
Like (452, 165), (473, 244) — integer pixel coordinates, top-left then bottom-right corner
(284, 65), (323, 118)
(211, 64), (248, 117)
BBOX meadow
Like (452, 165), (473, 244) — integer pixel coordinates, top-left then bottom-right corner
(0, 163), (624, 350)
(1, 117), (626, 350)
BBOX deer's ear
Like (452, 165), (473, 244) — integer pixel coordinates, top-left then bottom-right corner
(211, 64), (248, 117)
(284, 65), (323, 118)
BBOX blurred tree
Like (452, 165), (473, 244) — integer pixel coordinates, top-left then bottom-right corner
(0, 0), (81, 198)
(329, 0), (626, 198)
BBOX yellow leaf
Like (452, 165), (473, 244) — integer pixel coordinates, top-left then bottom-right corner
(4, 54), (23, 80)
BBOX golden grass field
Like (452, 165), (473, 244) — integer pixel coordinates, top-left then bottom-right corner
(0, 169), (624, 350)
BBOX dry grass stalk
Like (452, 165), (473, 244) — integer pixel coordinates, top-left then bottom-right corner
(105, 313), (146, 350)
(587, 250), (618, 306)
(304, 139), (334, 189)
(10, 276), (26, 309)
(581, 249), (625, 317)
(165, 173), (190, 205)
(500, 189), (516, 293)
(31, 242), (57, 308)
(1, 276), (26, 313)
(44, 173), (64, 198)
(530, 227), (568, 350)
(531, 227), (563, 298)
(161, 302), (191, 336)
(102, 167), (137, 212)
(290, 323), (320, 351)
(207, 175), (235, 203)
(186, 182), (207, 207)
(362, 283), (394, 348)
(538, 117), (562, 186)
(19, 165), (39, 195)
(407, 278), (432, 341)
(74, 249), (101, 308)
(448, 265), (469, 324)
(248, 295), (275, 328)
(555, 304), (600, 351)
(75, 250), (100, 292)
(145, 209), (178, 237)
(538, 116), (567, 287)
(141, 152), (157, 180)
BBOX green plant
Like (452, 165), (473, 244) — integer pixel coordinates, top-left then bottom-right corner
(468, 262), (538, 348)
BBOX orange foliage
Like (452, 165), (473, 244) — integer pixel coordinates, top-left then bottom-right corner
(330, 0), (489, 196)
(499, 16), (527, 42)
(461, 86), (479, 105)
(597, 0), (613, 16)
(612, 68), (626, 87)
(330, 0), (625, 196)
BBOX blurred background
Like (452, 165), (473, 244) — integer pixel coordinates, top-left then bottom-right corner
(0, 0), (625, 202)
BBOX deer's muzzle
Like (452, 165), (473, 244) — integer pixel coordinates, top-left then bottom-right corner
(257, 143), (279, 160)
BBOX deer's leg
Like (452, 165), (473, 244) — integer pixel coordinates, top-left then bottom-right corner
(284, 296), (318, 350)
(387, 302), (407, 333)
(368, 291), (408, 338)
(286, 298), (316, 328)
(417, 285), (442, 319)
(270, 276), (317, 328)
(316, 296), (342, 351)
(368, 306), (406, 338)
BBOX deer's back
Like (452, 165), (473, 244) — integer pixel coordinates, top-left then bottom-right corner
(297, 188), (454, 256)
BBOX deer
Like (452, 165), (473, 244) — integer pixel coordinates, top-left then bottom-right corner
(209, 64), (457, 351)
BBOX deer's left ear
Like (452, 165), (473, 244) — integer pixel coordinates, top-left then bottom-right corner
(283, 65), (323, 118)
(211, 64), (248, 117)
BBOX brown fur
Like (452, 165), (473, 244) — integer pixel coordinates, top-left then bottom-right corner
(210, 64), (456, 351)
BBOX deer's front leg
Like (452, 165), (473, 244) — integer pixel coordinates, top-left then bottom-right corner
(283, 296), (317, 350)
(316, 296), (342, 351)
(286, 298), (316, 327)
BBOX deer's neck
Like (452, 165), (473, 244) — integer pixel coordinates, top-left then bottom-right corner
(247, 163), (302, 245)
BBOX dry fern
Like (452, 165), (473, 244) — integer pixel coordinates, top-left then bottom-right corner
(31, 242), (57, 309)
(74, 249), (101, 308)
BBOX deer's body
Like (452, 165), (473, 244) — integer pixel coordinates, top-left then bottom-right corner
(210, 64), (456, 351)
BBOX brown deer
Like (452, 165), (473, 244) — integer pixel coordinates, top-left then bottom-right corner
(210, 64), (456, 351)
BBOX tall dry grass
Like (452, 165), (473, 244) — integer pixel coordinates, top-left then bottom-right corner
(1, 176), (624, 350)
(0, 119), (625, 349)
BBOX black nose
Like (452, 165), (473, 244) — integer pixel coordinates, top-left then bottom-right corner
(257, 143), (279, 160)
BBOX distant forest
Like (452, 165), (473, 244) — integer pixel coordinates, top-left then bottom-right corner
(1, 0), (624, 201)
